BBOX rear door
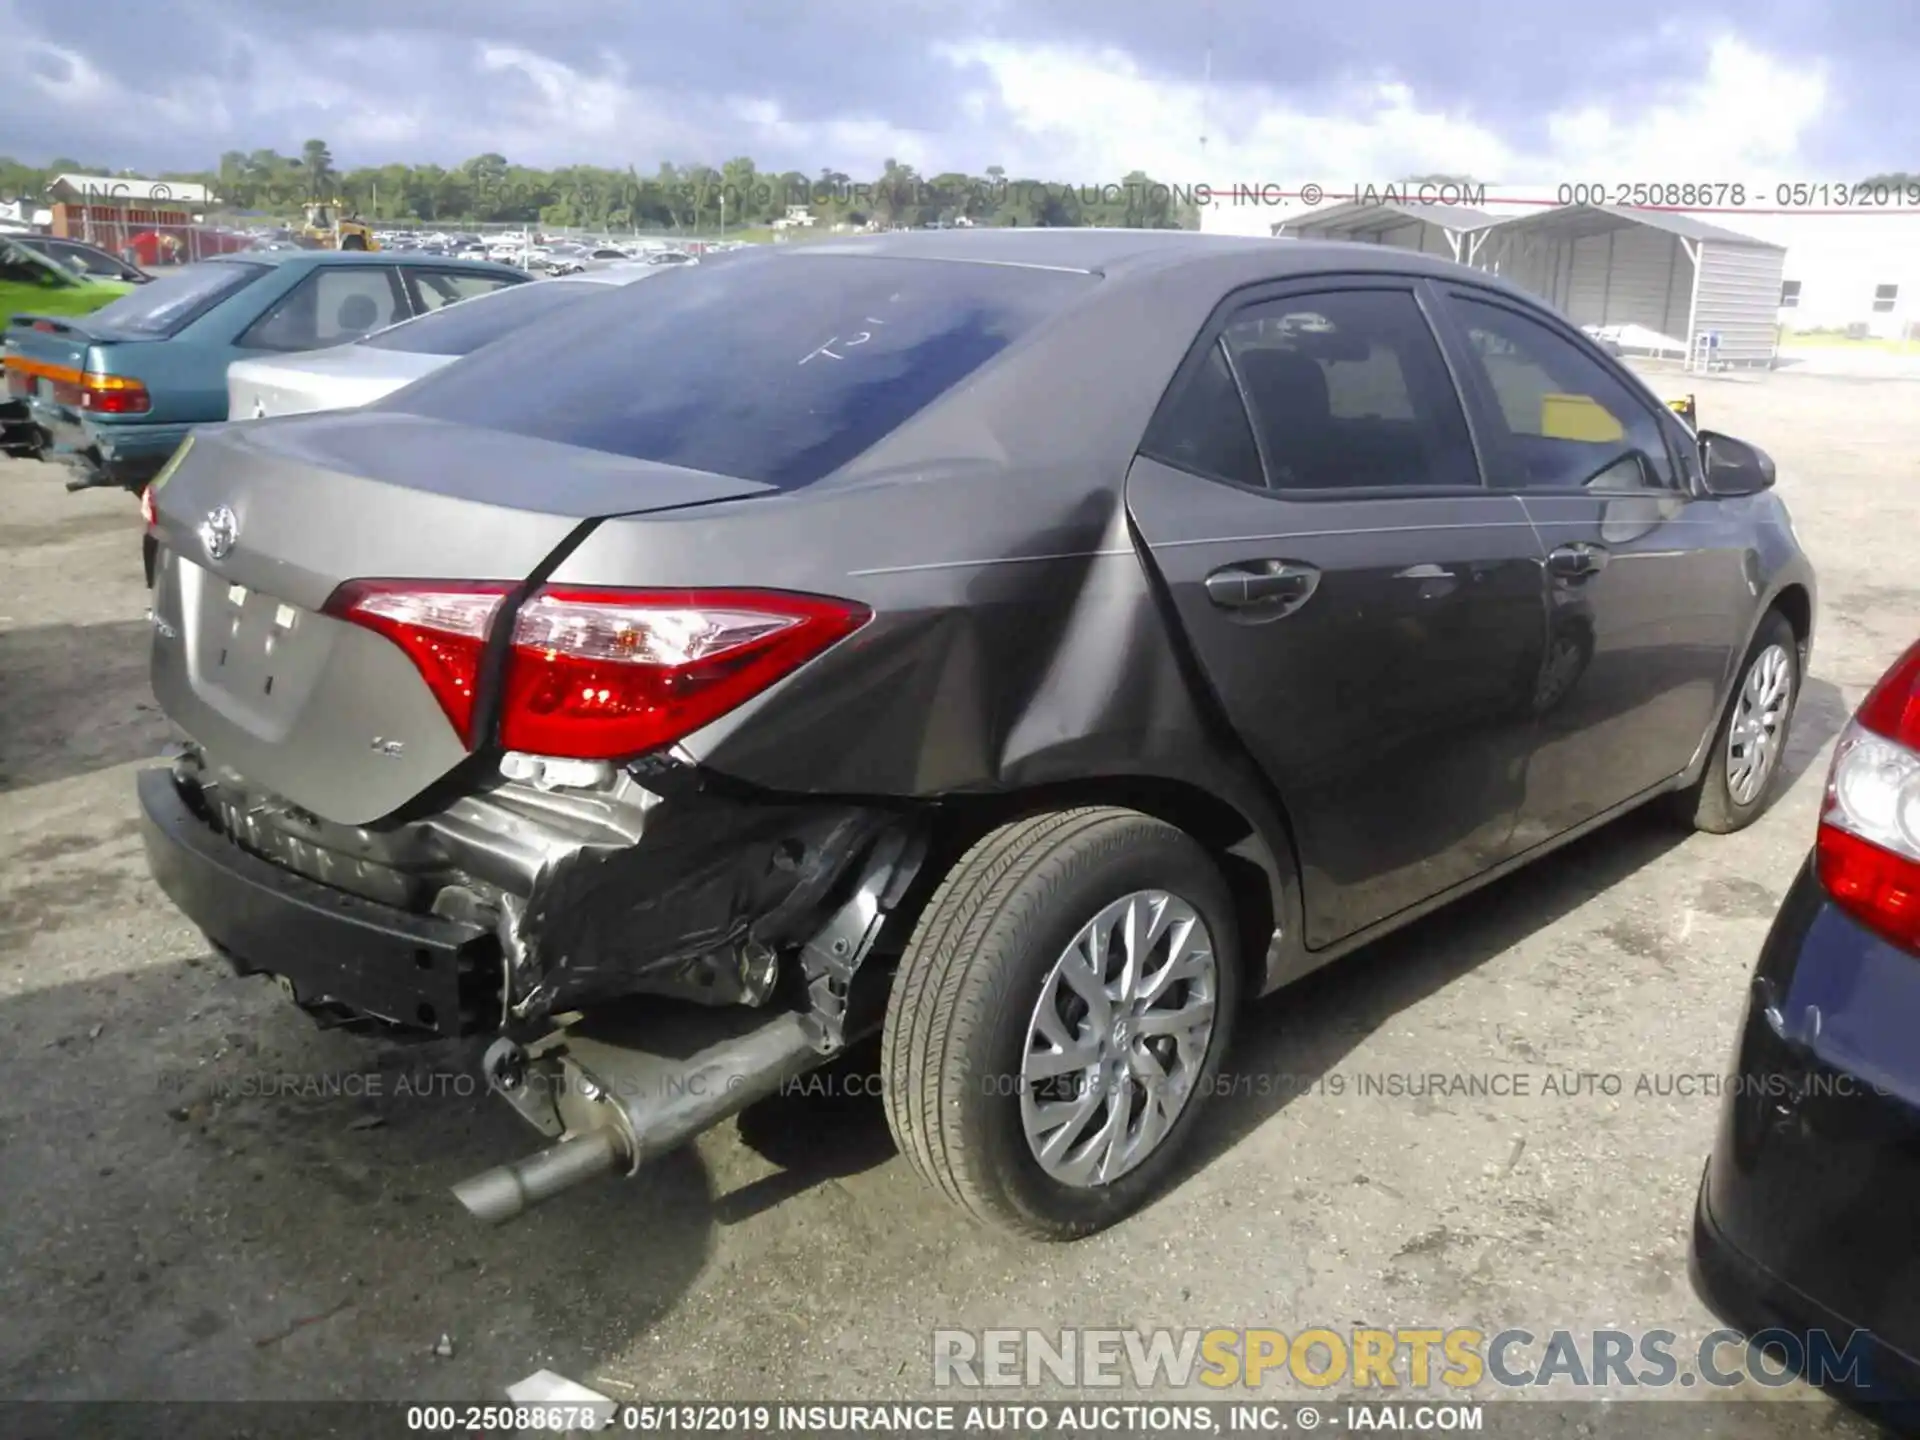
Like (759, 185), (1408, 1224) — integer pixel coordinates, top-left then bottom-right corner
(1127, 279), (1549, 949)
(1429, 286), (1744, 850)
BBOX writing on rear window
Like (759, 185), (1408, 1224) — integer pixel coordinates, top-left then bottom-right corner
(796, 296), (913, 365)
(383, 255), (1095, 489)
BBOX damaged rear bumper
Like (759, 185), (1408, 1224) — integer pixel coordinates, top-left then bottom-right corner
(139, 749), (925, 1041)
(138, 766), (501, 1036)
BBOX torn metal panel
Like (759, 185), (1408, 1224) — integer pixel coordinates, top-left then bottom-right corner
(498, 790), (898, 1020)
(174, 742), (928, 1029)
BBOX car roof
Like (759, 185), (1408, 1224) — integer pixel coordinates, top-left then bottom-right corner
(798, 226), (1526, 292)
(208, 249), (525, 275)
(17, 234), (96, 249)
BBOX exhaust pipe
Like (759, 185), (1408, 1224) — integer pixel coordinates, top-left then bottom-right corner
(453, 1010), (822, 1225)
(453, 1129), (627, 1224)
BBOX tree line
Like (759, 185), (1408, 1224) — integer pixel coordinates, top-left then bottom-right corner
(0, 141), (1199, 232)
(7, 142), (1911, 233)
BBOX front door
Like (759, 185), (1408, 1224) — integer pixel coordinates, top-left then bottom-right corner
(1429, 287), (1745, 850)
(1127, 281), (1550, 949)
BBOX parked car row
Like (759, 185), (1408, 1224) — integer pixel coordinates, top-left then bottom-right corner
(2, 250), (527, 490)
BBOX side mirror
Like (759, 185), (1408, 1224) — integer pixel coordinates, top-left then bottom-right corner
(1699, 431), (1776, 496)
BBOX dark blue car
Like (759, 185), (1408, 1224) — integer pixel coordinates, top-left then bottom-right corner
(1693, 636), (1920, 1421)
(1, 249), (527, 491)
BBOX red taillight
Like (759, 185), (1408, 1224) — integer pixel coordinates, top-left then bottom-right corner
(324, 582), (869, 760)
(78, 372), (150, 414)
(498, 588), (869, 759)
(139, 483), (156, 529)
(324, 581), (511, 744)
(1816, 639), (1920, 954)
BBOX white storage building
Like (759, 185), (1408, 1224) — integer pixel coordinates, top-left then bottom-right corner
(1267, 199), (1504, 267)
(1199, 185), (1920, 363)
(1477, 205), (1788, 368)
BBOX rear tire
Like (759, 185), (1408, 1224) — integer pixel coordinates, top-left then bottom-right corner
(881, 807), (1240, 1240)
(1674, 611), (1799, 834)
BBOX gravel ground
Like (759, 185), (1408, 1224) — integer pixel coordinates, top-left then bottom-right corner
(0, 367), (1914, 1431)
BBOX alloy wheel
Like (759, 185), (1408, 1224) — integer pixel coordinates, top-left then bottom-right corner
(1727, 643), (1794, 805)
(1019, 890), (1219, 1187)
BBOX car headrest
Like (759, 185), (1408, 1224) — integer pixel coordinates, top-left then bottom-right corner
(336, 294), (380, 333)
(1236, 347), (1331, 426)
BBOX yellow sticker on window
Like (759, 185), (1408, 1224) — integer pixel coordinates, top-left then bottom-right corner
(1539, 393), (1625, 443)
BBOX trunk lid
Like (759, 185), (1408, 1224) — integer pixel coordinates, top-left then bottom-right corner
(3, 315), (164, 402)
(227, 347), (449, 421)
(3, 315), (98, 393)
(147, 411), (776, 824)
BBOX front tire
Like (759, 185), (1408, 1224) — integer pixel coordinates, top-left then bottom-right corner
(881, 807), (1240, 1240)
(1675, 611), (1799, 834)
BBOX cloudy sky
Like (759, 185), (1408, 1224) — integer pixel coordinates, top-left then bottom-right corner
(4, 0), (1913, 184)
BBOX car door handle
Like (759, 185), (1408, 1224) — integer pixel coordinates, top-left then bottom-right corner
(1204, 560), (1320, 612)
(1547, 543), (1609, 579)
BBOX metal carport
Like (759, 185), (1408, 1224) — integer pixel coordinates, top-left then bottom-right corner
(1271, 200), (1502, 267)
(1477, 205), (1787, 369)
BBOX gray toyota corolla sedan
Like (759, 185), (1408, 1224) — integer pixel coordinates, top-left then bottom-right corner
(137, 229), (1815, 1239)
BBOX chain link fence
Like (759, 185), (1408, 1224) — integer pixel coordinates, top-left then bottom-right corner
(56, 208), (255, 268)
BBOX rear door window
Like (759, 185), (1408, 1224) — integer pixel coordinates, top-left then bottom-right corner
(385, 253), (1096, 488)
(362, 279), (609, 357)
(240, 265), (408, 351)
(1219, 289), (1481, 491)
(1139, 340), (1264, 488)
(407, 268), (523, 313)
(83, 261), (269, 337)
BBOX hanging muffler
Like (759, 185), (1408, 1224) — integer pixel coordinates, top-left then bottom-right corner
(450, 821), (920, 1223)
(453, 1006), (824, 1224)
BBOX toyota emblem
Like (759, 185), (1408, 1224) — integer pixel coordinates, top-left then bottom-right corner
(200, 506), (238, 561)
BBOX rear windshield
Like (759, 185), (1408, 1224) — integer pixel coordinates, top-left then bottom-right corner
(385, 252), (1095, 488)
(1, 236), (79, 289)
(85, 261), (267, 336)
(362, 278), (611, 356)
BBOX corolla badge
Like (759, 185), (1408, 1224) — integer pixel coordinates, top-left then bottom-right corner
(199, 505), (239, 561)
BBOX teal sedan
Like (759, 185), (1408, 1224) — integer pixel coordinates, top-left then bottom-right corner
(2, 249), (528, 490)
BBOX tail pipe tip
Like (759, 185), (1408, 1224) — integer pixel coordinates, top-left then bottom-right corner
(451, 1127), (628, 1225)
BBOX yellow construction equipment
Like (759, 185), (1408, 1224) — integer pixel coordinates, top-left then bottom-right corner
(300, 201), (377, 251)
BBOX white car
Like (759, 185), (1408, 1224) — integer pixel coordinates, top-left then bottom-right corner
(225, 268), (656, 420)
